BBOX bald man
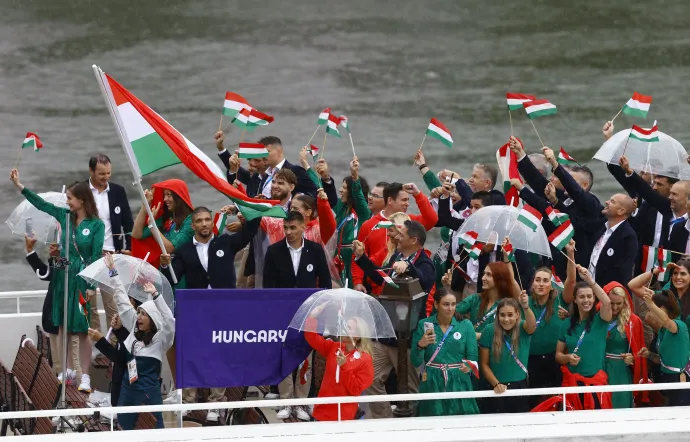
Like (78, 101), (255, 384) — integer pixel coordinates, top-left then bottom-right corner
(588, 193), (639, 287)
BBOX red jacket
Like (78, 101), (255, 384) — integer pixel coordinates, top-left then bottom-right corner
(304, 317), (374, 421)
(352, 193), (438, 286)
(531, 367), (612, 412)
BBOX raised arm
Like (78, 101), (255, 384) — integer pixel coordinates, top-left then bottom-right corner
(511, 137), (550, 199)
(352, 241), (385, 286)
(577, 264), (612, 322)
(562, 240), (577, 304)
(11, 168), (68, 222)
(349, 157), (372, 221)
(103, 254), (137, 331)
(317, 189), (337, 243)
(642, 287), (678, 334)
(303, 314), (336, 357)
(629, 269), (655, 299)
(501, 237), (522, 298)
(519, 291), (537, 334)
(149, 282), (175, 350)
(622, 158), (671, 216)
(406, 183), (438, 230)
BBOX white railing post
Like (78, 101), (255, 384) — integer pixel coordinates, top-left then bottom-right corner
(16, 297), (20, 314)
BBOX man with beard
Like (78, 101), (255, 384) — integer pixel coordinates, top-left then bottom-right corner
(159, 206), (260, 422)
(215, 131), (269, 197)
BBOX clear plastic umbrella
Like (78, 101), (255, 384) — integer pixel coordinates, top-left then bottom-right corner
(457, 205), (552, 258)
(6, 191), (67, 244)
(593, 129), (690, 180)
(288, 288), (396, 339)
(78, 254), (174, 309)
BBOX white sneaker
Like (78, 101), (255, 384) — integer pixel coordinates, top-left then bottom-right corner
(163, 389), (181, 404)
(294, 405), (311, 421)
(276, 406), (292, 419)
(264, 392), (279, 399)
(78, 374), (92, 393)
(206, 409), (219, 422)
(57, 369), (77, 385)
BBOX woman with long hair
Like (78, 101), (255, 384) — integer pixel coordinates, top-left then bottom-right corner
(412, 288), (480, 416)
(311, 153), (371, 288)
(10, 169), (104, 393)
(631, 259), (690, 320)
(456, 238), (521, 339)
(103, 254), (175, 429)
(303, 302), (374, 421)
(479, 294), (536, 413)
(554, 265), (613, 409)
(603, 282), (647, 408)
(526, 240), (576, 407)
(637, 284), (690, 406)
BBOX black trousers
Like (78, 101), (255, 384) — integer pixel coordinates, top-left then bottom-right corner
(659, 372), (690, 406)
(483, 379), (529, 414)
(527, 353), (562, 409)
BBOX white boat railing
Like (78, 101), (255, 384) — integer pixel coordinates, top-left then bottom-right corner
(0, 290), (46, 314)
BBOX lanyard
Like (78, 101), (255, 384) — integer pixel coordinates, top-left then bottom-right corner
(607, 320), (618, 332)
(261, 172), (275, 193)
(425, 325), (454, 368)
(572, 328), (587, 354)
(475, 305), (497, 330)
(504, 336), (528, 374)
(535, 306), (548, 327)
(337, 212), (355, 232)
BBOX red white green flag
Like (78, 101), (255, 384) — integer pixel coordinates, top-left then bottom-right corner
(622, 92), (652, 119)
(223, 92), (252, 118)
(213, 212), (227, 235)
(317, 108), (331, 126)
(326, 114), (342, 138)
(247, 109), (274, 128)
(517, 204), (543, 232)
(457, 230), (479, 249)
(641, 245), (672, 281)
(377, 270), (399, 288)
(629, 121), (659, 142)
(548, 219), (575, 250)
(506, 93), (536, 111)
(523, 99), (557, 119)
(22, 132), (43, 151)
(339, 115), (350, 133)
(426, 118), (453, 148)
(551, 268), (564, 291)
(503, 242), (515, 262)
(557, 147), (579, 166)
(462, 359), (480, 379)
(545, 206), (569, 227)
(497, 143), (522, 207)
(374, 220), (394, 230)
(100, 71), (285, 221)
(307, 144), (320, 161)
(466, 242), (483, 260)
(238, 142), (268, 159)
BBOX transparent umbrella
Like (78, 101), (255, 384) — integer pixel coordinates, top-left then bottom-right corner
(457, 205), (552, 258)
(6, 191), (67, 244)
(593, 129), (690, 180)
(78, 254), (174, 309)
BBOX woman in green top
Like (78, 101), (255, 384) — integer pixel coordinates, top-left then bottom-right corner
(479, 294), (536, 413)
(527, 240), (576, 408)
(456, 238), (522, 339)
(301, 150), (371, 288)
(11, 169), (104, 393)
(412, 288), (479, 416)
(638, 288), (690, 406)
(556, 265), (613, 378)
(603, 284), (637, 409)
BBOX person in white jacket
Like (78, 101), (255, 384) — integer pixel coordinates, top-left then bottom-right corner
(103, 254), (175, 430)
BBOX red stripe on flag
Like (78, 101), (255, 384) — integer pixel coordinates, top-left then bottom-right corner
(250, 108), (274, 123)
(523, 204), (543, 220)
(560, 147), (575, 161)
(429, 117), (451, 135)
(631, 124), (658, 135)
(25, 132), (43, 148)
(225, 91), (250, 105)
(547, 219), (572, 242)
(506, 93), (536, 101)
(328, 113), (342, 124)
(523, 99), (552, 108)
(631, 92), (652, 104)
(238, 142), (265, 149)
(657, 247), (666, 271)
(107, 74), (281, 208)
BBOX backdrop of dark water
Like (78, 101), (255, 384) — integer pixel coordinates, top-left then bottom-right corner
(2, 0), (690, 312)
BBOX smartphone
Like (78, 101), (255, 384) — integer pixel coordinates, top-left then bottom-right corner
(423, 322), (434, 335)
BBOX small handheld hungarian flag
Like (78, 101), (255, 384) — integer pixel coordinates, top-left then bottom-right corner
(545, 206), (569, 227)
(22, 133), (43, 151)
(466, 242), (483, 260)
(237, 142), (268, 159)
(551, 268), (564, 291)
(307, 144), (320, 161)
(517, 204), (543, 232)
(457, 230), (479, 249)
(326, 114), (342, 138)
(213, 212), (227, 235)
(548, 219), (575, 250)
(506, 93), (536, 111)
(426, 118), (453, 148)
(641, 245), (672, 281)
(622, 92), (652, 119)
(376, 270), (399, 288)
(497, 143), (522, 207)
(523, 99), (557, 119)
(78, 291), (90, 325)
(317, 108), (331, 126)
(374, 220), (394, 230)
(462, 359), (480, 379)
(222, 91), (252, 118)
(339, 115), (350, 133)
(503, 241), (515, 263)
(629, 121), (659, 142)
(247, 109), (274, 128)
(557, 147), (579, 166)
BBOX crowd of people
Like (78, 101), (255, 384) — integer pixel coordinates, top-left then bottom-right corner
(9, 117), (690, 428)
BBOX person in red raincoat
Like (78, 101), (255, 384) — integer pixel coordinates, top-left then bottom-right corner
(304, 303), (374, 421)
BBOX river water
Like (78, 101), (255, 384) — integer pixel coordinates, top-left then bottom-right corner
(2, 0), (690, 312)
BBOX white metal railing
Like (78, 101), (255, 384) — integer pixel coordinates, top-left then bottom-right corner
(1, 382), (690, 428)
(0, 290), (46, 314)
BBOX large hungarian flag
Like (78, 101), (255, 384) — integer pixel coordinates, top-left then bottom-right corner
(101, 71), (285, 221)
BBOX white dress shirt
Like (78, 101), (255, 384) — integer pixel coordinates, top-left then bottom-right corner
(588, 220), (624, 280)
(90, 180), (114, 251)
(193, 235), (213, 288)
(287, 237), (304, 276)
(653, 211), (664, 247)
(262, 158), (287, 198)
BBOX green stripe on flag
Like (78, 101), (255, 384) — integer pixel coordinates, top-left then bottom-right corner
(526, 108), (557, 119)
(235, 201), (286, 221)
(326, 126), (341, 138)
(238, 152), (269, 159)
(629, 134), (659, 142)
(426, 130), (453, 148)
(22, 140), (35, 149)
(507, 104), (525, 111)
(621, 106), (648, 119)
(131, 132), (182, 175)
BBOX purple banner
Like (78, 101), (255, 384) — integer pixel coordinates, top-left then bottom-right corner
(175, 288), (317, 389)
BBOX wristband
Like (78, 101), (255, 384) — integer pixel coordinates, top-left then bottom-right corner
(418, 163), (427, 170)
(416, 343), (424, 351)
(108, 268), (118, 277)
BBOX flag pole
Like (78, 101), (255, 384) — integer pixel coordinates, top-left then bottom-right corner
(239, 129), (246, 145)
(306, 125), (320, 146)
(218, 113), (224, 133)
(611, 107), (623, 124)
(91, 65), (178, 284)
(348, 132), (356, 157)
(412, 133), (427, 166)
(509, 110), (513, 137)
(13, 147), (23, 170)
(530, 120), (545, 147)
(620, 131), (632, 157)
(559, 249), (577, 266)
(320, 131), (328, 161)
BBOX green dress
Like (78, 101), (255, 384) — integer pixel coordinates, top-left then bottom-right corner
(479, 320), (531, 383)
(307, 169), (371, 288)
(529, 294), (569, 355)
(456, 293), (496, 334)
(22, 188), (104, 333)
(411, 315), (480, 416)
(558, 312), (610, 377)
(658, 319), (690, 375)
(605, 322), (633, 408)
(142, 213), (193, 289)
